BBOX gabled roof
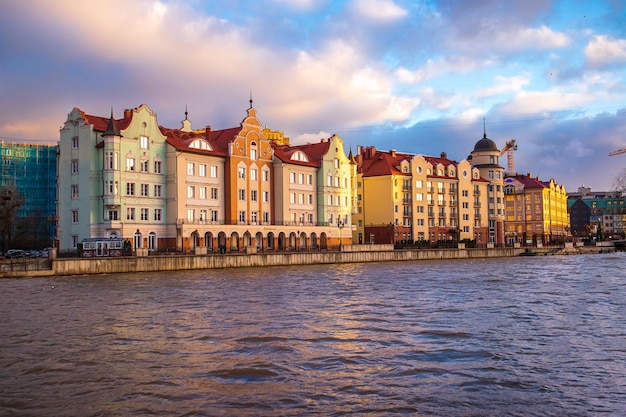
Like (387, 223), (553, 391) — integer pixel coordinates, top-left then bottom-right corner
(506, 174), (548, 189)
(78, 108), (132, 132)
(161, 126), (230, 157)
(289, 140), (331, 164)
(271, 144), (319, 167)
(360, 150), (411, 177)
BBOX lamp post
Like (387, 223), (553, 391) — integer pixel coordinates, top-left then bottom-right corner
(337, 219), (344, 251)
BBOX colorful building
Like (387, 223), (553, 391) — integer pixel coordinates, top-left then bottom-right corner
(503, 174), (569, 245)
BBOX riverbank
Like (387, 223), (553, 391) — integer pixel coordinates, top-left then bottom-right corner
(0, 243), (614, 278)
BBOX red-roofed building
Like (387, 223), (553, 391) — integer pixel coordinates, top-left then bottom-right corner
(354, 146), (490, 246)
(503, 173), (569, 245)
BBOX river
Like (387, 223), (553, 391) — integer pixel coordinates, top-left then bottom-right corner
(1, 253), (625, 416)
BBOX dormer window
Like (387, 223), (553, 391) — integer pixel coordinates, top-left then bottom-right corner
(291, 151), (309, 162)
(189, 139), (212, 150)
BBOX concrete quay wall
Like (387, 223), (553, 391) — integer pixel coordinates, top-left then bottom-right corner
(3, 247), (524, 278)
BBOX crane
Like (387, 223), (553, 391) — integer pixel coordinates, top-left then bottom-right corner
(609, 147), (626, 156)
(500, 139), (518, 174)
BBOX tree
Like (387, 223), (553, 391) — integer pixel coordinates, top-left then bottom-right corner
(0, 185), (25, 251)
(613, 168), (626, 195)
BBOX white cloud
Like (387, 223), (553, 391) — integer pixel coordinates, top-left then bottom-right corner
(476, 74), (531, 98)
(349, 0), (408, 22)
(496, 25), (569, 51)
(396, 56), (499, 84)
(291, 131), (332, 145)
(585, 35), (626, 68)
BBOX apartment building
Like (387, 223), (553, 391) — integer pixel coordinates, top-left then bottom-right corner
(58, 105), (171, 252)
(57, 103), (351, 253)
(353, 147), (490, 246)
(503, 174), (569, 245)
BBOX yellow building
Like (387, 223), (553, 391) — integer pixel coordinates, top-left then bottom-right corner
(503, 174), (569, 245)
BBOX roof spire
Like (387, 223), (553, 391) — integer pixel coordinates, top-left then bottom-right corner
(103, 107), (120, 137)
(184, 104), (188, 120)
(483, 117), (487, 138)
(249, 91), (253, 108)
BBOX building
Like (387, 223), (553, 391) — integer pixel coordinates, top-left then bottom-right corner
(58, 105), (171, 252)
(0, 141), (57, 250)
(353, 147), (490, 246)
(467, 131), (505, 245)
(567, 187), (626, 239)
(503, 174), (569, 245)
(57, 102), (350, 253)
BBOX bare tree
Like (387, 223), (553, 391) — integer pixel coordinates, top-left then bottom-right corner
(0, 185), (25, 251)
(613, 168), (626, 195)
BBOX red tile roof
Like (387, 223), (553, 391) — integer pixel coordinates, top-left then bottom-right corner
(77, 108), (132, 132)
(271, 144), (319, 167)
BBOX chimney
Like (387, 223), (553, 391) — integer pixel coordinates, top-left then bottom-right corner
(391, 149), (396, 158)
(440, 152), (447, 159)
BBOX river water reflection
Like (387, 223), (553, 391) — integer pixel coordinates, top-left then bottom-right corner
(1, 253), (625, 416)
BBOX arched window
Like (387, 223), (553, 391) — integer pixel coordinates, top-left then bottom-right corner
(189, 139), (212, 150)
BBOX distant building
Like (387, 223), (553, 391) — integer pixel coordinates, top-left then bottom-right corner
(567, 186), (625, 239)
(0, 141), (57, 250)
(503, 174), (569, 245)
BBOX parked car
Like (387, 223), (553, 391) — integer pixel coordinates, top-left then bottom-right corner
(6, 249), (27, 258)
(27, 250), (41, 258)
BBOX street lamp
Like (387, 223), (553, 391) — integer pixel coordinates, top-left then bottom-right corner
(337, 219), (344, 251)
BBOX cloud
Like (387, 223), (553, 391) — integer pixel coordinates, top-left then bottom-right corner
(396, 56), (499, 84)
(348, 0), (408, 22)
(585, 35), (626, 68)
(476, 75), (532, 98)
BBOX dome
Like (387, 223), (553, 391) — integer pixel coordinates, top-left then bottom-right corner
(472, 133), (499, 152)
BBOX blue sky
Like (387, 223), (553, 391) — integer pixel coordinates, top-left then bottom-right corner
(1, 0), (625, 191)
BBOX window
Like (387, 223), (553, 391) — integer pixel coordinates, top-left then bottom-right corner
(126, 207), (135, 220)
(250, 148), (257, 160)
(105, 152), (117, 170)
(263, 212), (270, 223)
(262, 170), (269, 182)
(210, 165), (218, 178)
(299, 173), (304, 184)
(71, 184), (78, 199)
(108, 210), (118, 220)
(308, 175), (313, 185)
(263, 191), (269, 203)
(141, 184), (149, 197)
(71, 159), (79, 174)
(211, 188), (218, 200)
(290, 172), (296, 183)
(199, 210), (207, 223)
(187, 186), (195, 199)
(238, 167), (246, 179)
(251, 211), (258, 223)
(126, 183), (135, 196)
(140, 136), (149, 149)
(327, 174), (332, 186)
(198, 164), (206, 177)
(251, 169), (258, 181)
(199, 187), (207, 200)
(154, 160), (162, 174)
(154, 208), (162, 221)
(251, 190), (258, 202)
(72, 136), (79, 148)
(488, 170), (494, 179)
(105, 181), (118, 195)
(238, 189), (246, 201)
(140, 159), (149, 172)
(187, 162), (195, 176)
(154, 184), (162, 197)
(239, 210), (246, 223)
(127, 157), (135, 171)
(71, 210), (78, 223)
(308, 194), (313, 204)
(211, 210), (218, 222)
(299, 193), (304, 204)
(334, 158), (339, 168)
(290, 193), (296, 204)
(187, 209), (195, 221)
(141, 208), (149, 221)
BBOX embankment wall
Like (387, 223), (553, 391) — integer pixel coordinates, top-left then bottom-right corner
(2, 247), (525, 278)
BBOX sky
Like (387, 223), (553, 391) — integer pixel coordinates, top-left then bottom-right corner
(1, 0), (625, 192)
